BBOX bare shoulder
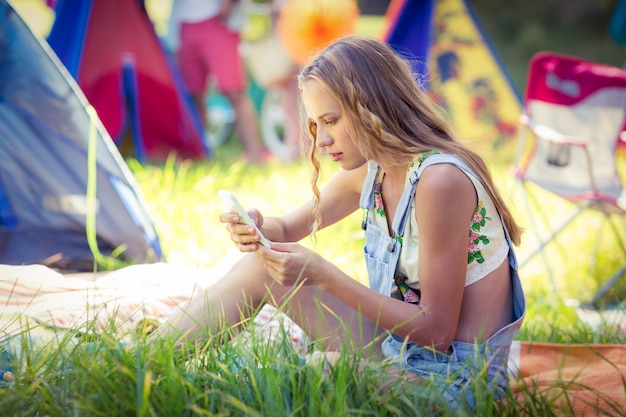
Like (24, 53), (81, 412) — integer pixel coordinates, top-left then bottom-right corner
(414, 163), (478, 254)
(415, 163), (476, 213)
(418, 163), (473, 192)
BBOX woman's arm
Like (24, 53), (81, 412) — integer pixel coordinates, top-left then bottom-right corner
(222, 163), (367, 250)
(279, 164), (367, 240)
(259, 163), (477, 352)
(334, 164), (475, 349)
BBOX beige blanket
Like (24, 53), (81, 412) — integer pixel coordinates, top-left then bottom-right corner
(1, 263), (219, 335)
(0, 262), (305, 348)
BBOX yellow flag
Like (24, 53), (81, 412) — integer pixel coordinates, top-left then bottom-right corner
(427, 0), (522, 163)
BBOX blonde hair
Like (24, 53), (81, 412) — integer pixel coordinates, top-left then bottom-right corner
(298, 35), (522, 245)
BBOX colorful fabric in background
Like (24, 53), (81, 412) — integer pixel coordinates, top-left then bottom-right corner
(385, 0), (522, 163)
(510, 341), (626, 415)
(47, 0), (209, 161)
(278, 0), (360, 66)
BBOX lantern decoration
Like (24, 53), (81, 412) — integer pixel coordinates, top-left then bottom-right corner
(278, 0), (360, 66)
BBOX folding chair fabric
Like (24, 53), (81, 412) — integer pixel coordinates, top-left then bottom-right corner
(514, 52), (626, 306)
(518, 52), (626, 210)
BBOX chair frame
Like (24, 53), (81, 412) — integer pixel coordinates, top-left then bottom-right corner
(513, 52), (626, 307)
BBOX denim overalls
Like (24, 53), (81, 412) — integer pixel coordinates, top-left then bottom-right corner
(359, 154), (526, 409)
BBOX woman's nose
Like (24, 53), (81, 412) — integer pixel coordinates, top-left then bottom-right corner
(315, 129), (332, 148)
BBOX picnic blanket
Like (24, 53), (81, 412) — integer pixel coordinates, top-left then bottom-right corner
(1, 263), (625, 415)
(0, 263), (305, 347)
(509, 341), (626, 416)
(1, 263), (218, 335)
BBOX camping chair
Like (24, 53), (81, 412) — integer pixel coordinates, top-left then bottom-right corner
(512, 51), (626, 307)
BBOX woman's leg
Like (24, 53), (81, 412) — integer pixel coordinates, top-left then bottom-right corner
(277, 75), (303, 159)
(155, 253), (387, 356)
(152, 253), (269, 343)
(224, 90), (266, 164)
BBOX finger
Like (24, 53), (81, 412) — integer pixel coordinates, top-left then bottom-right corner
(256, 244), (271, 255)
(261, 261), (284, 285)
(248, 208), (264, 227)
(246, 210), (259, 226)
(267, 241), (294, 253)
(219, 213), (240, 224)
(229, 230), (257, 247)
(257, 245), (283, 264)
(229, 224), (260, 249)
(261, 257), (292, 284)
(257, 247), (280, 268)
(236, 242), (258, 252)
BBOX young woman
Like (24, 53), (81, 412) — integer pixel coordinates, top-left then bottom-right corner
(157, 35), (525, 409)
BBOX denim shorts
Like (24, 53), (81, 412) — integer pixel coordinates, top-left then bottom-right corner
(381, 333), (511, 410)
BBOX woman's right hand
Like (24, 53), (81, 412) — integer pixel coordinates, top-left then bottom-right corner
(219, 208), (267, 252)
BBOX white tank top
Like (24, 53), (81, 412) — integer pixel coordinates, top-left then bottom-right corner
(368, 153), (509, 288)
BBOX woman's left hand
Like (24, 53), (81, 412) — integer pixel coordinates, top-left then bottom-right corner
(256, 242), (324, 287)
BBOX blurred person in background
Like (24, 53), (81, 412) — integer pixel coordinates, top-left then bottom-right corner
(266, 0), (303, 160)
(243, 0), (304, 160)
(169, 0), (269, 164)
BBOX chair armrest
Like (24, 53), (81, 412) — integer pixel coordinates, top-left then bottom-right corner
(519, 114), (588, 147)
(518, 114), (597, 191)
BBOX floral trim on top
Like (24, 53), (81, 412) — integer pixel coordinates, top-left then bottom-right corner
(373, 181), (403, 245)
(416, 150), (441, 166)
(374, 151), (444, 247)
(374, 151), (442, 219)
(467, 201), (492, 264)
(373, 181), (385, 218)
(395, 276), (421, 304)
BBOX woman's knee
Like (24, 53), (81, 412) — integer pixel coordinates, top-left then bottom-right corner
(226, 253), (280, 299)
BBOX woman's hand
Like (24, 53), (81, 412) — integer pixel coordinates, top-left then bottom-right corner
(219, 208), (268, 252)
(256, 242), (326, 288)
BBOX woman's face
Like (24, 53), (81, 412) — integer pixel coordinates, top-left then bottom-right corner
(301, 79), (367, 170)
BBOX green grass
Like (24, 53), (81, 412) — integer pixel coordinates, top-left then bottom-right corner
(2, 148), (624, 415)
(6, 129), (626, 417)
(4, 2), (626, 415)
(0, 322), (458, 416)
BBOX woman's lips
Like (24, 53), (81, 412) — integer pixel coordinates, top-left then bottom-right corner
(329, 152), (343, 162)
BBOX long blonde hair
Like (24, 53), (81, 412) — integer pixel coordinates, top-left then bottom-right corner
(298, 35), (522, 245)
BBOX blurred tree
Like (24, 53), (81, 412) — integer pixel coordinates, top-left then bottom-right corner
(469, 0), (626, 90)
(359, 0), (391, 15)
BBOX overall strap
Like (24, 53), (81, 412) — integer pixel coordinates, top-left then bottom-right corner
(390, 154), (471, 238)
(502, 219), (519, 272)
(389, 169), (419, 238)
(358, 153), (519, 273)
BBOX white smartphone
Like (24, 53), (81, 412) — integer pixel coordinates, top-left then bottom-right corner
(218, 190), (271, 248)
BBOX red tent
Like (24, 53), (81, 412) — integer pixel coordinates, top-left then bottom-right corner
(47, 0), (209, 161)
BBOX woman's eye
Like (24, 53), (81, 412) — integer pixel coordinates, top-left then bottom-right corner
(325, 119), (335, 125)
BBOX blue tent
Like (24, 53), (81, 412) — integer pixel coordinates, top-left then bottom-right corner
(0, 0), (163, 271)
(385, 0), (434, 82)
